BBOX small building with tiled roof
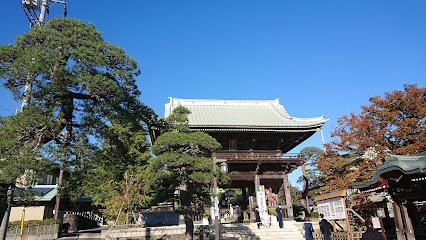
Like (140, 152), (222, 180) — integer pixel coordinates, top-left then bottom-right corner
(353, 152), (426, 240)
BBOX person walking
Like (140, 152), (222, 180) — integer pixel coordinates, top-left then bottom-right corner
(263, 210), (271, 229)
(276, 205), (283, 228)
(255, 208), (261, 228)
(319, 214), (331, 240)
(361, 219), (385, 240)
(303, 217), (314, 240)
(236, 205), (242, 223)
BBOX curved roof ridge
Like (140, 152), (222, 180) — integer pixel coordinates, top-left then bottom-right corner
(169, 97), (280, 102)
(268, 99), (292, 119)
(168, 98), (283, 107)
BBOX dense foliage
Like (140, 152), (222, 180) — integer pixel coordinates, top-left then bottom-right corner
(0, 109), (50, 185)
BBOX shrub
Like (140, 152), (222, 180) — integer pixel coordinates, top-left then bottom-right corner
(310, 212), (319, 218)
(8, 218), (60, 229)
(268, 208), (277, 216)
(202, 209), (210, 218)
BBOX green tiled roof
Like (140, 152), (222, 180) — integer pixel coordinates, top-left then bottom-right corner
(165, 98), (328, 129)
(13, 185), (58, 202)
(353, 152), (426, 189)
(38, 185), (58, 201)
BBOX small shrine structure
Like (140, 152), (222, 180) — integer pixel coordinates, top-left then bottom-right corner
(164, 98), (328, 219)
(354, 152), (426, 240)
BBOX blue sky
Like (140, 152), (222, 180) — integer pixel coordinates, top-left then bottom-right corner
(1, 1), (425, 187)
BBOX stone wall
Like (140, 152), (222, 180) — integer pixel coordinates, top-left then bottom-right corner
(63, 213), (98, 232)
(140, 211), (180, 227)
(102, 225), (186, 239)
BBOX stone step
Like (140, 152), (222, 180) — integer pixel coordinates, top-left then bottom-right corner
(218, 222), (305, 240)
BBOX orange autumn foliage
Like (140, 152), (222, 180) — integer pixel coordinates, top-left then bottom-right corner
(317, 84), (425, 209)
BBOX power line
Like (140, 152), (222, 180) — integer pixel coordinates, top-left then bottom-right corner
(0, 105), (15, 115)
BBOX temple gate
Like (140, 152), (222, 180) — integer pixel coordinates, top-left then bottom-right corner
(164, 98), (328, 219)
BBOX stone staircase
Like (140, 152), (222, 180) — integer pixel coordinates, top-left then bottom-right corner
(217, 221), (305, 240)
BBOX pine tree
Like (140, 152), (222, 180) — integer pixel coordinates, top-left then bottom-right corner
(0, 17), (159, 221)
(145, 106), (229, 240)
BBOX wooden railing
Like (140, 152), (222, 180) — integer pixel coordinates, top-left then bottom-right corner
(213, 150), (302, 161)
(313, 232), (364, 240)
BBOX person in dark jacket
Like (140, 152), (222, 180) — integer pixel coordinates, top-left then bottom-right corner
(236, 205), (242, 223)
(303, 217), (314, 240)
(361, 219), (385, 240)
(255, 208), (261, 228)
(319, 214), (331, 240)
(276, 205), (283, 228)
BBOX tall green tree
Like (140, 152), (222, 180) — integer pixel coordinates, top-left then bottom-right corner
(145, 106), (228, 240)
(0, 17), (159, 219)
(317, 84), (425, 209)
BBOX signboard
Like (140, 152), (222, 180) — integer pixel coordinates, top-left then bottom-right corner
(256, 185), (267, 220)
(317, 197), (346, 220)
(372, 217), (381, 229)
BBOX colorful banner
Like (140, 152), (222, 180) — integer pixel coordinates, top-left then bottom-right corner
(256, 185), (267, 221)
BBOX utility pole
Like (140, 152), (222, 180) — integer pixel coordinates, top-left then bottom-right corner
(0, 186), (14, 240)
(20, 0), (67, 110)
(0, 2), (68, 239)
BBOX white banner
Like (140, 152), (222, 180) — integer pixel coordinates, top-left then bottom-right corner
(317, 197), (346, 220)
(256, 185), (267, 220)
(214, 197), (219, 217)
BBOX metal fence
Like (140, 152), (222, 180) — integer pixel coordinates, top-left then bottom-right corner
(64, 210), (104, 226)
(6, 223), (59, 240)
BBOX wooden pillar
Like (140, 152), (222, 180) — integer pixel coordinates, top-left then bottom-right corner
(401, 204), (415, 240)
(393, 202), (407, 240)
(255, 174), (260, 187)
(241, 187), (247, 210)
(332, 220), (336, 232)
(342, 197), (351, 232)
(282, 174), (293, 218)
(248, 183), (255, 219)
(249, 196), (255, 219)
(253, 174), (261, 218)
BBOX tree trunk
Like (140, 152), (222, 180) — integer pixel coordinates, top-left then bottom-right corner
(54, 168), (64, 219)
(54, 129), (70, 220)
(301, 165), (310, 218)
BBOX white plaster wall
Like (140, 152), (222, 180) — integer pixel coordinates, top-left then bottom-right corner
(10, 206), (53, 222)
